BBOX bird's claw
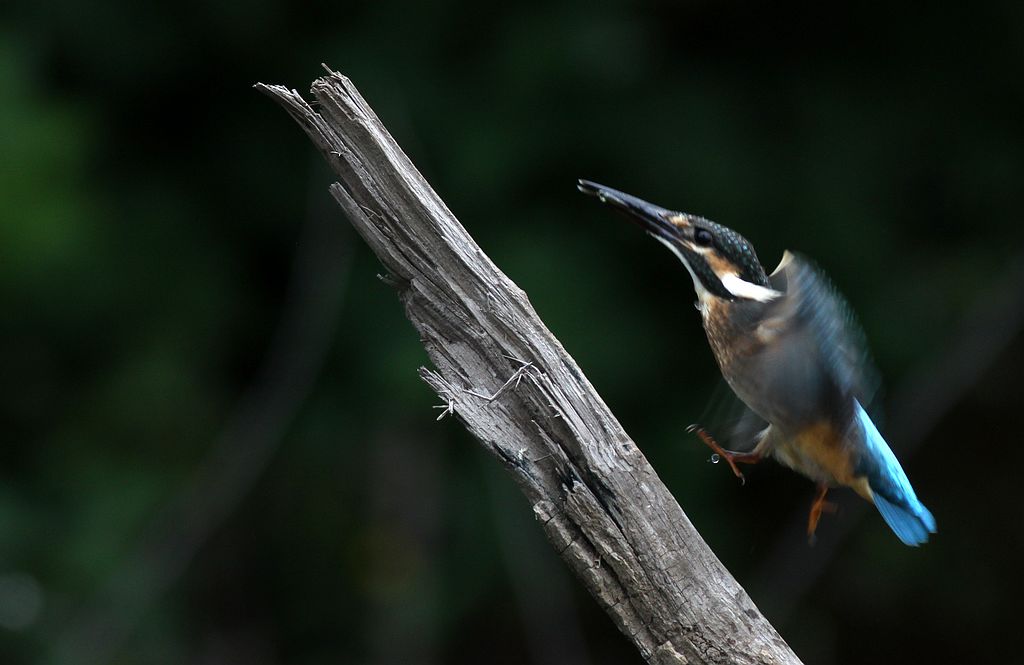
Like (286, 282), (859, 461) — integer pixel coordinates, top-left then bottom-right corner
(689, 424), (748, 483)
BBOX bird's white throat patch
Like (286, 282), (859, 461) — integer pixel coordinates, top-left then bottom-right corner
(650, 233), (781, 306)
(720, 273), (782, 302)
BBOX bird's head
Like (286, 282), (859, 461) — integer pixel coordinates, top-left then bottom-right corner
(578, 179), (779, 304)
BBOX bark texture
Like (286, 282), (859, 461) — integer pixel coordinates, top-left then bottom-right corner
(256, 67), (802, 665)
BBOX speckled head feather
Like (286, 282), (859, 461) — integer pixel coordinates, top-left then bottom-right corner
(686, 215), (771, 288)
(578, 180), (771, 302)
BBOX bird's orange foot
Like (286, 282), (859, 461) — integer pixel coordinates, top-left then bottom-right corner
(687, 424), (762, 486)
(807, 484), (837, 545)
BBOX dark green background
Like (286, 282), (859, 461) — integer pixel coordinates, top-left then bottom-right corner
(3, 2), (1023, 663)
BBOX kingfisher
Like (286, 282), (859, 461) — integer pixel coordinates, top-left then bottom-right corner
(578, 180), (936, 546)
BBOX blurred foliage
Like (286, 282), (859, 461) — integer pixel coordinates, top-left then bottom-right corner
(1, 1), (1024, 664)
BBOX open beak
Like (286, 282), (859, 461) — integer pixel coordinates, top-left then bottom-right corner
(577, 179), (689, 246)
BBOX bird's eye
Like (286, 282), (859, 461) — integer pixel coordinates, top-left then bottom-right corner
(694, 228), (714, 247)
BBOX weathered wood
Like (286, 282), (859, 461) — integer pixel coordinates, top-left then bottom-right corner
(255, 67), (802, 665)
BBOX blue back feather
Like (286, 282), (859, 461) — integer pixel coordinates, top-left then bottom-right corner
(855, 402), (936, 546)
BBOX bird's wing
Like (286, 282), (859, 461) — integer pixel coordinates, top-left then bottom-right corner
(760, 251), (881, 412)
(696, 376), (769, 452)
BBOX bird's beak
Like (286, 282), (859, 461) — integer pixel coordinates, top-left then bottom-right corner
(577, 179), (690, 246)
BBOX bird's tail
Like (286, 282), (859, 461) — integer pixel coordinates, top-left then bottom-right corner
(854, 402), (937, 546)
(872, 489), (937, 547)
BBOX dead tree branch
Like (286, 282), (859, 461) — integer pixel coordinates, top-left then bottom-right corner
(255, 67), (802, 665)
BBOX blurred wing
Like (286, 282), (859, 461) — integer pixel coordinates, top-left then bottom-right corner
(696, 377), (769, 452)
(764, 251), (880, 409)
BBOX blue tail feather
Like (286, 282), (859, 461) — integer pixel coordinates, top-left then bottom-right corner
(854, 402), (937, 546)
(873, 492), (935, 547)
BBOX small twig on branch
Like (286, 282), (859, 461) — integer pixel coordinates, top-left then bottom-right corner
(255, 66), (803, 665)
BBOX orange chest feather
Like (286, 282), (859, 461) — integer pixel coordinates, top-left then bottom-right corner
(772, 422), (870, 497)
(701, 299), (764, 373)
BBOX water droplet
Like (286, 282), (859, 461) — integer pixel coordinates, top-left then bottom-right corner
(710, 454), (720, 464)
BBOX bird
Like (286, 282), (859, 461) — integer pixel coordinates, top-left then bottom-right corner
(578, 179), (936, 546)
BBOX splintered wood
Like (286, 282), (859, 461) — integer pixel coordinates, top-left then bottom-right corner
(256, 68), (802, 665)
